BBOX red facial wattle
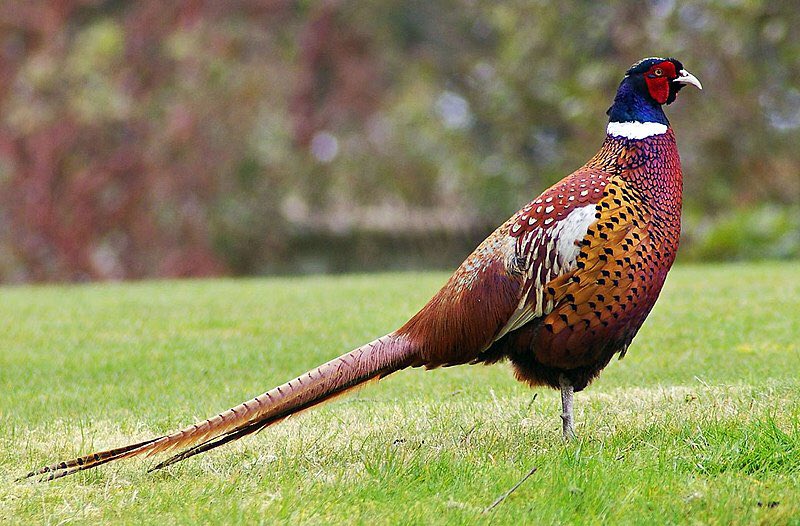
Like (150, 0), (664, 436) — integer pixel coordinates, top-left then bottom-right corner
(644, 61), (677, 104)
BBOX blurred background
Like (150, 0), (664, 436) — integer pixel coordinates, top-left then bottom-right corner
(0, 0), (798, 283)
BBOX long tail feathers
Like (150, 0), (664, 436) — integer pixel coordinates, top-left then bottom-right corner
(21, 333), (417, 482)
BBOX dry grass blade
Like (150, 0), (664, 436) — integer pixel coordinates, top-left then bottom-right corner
(482, 466), (538, 513)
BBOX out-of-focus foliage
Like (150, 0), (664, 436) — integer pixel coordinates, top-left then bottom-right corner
(684, 204), (800, 261)
(0, 1), (798, 282)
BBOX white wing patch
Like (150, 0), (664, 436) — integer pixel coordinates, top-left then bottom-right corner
(495, 204), (596, 340)
(553, 204), (596, 266)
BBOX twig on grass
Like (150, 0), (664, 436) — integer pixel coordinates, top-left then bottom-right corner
(482, 466), (538, 514)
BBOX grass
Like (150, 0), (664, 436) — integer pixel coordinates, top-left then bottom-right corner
(1, 262), (799, 525)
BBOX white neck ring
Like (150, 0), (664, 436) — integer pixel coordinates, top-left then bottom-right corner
(607, 121), (668, 139)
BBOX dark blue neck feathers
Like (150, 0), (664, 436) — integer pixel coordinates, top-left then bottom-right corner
(607, 77), (669, 125)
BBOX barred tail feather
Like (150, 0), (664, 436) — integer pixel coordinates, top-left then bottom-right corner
(19, 438), (161, 482)
(151, 367), (392, 471)
(22, 333), (417, 482)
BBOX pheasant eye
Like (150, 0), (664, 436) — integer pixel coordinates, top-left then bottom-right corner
(653, 68), (663, 76)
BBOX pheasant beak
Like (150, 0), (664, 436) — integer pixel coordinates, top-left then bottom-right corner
(674, 69), (702, 90)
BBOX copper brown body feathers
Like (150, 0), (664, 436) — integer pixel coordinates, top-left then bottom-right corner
(497, 131), (682, 390)
(400, 130), (682, 391)
(23, 58), (698, 482)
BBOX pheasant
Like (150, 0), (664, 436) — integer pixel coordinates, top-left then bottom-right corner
(23, 57), (701, 482)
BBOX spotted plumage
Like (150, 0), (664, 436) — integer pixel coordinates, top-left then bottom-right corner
(22, 57), (701, 482)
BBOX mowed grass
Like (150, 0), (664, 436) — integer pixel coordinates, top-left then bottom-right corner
(1, 262), (799, 525)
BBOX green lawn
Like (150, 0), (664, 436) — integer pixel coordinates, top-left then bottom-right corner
(2, 263), (799, 525)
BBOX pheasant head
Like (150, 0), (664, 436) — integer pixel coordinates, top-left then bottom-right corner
(607, 57), (702, 126)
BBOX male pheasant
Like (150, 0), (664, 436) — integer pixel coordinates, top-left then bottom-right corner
(23, 57), (701, 481)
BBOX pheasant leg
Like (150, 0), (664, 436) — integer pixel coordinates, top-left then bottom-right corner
(559, 375), (576, 440)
